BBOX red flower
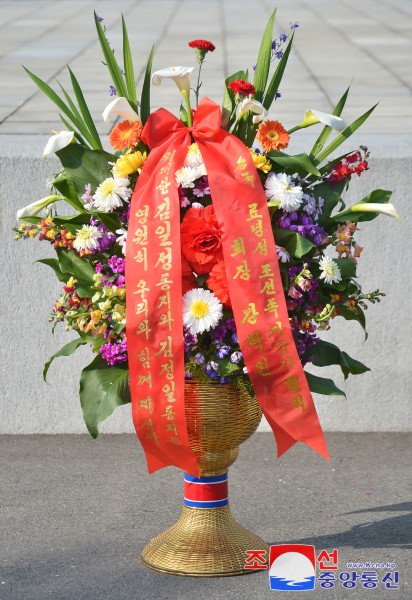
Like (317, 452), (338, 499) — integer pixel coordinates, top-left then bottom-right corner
(188, 39), (215, 52)
(180, 205), (223, 275)
(182, 255), (196, 294)
(227, 79), (256, 96)
(207, 261), (231, 308)
(355, 160), (368, 176)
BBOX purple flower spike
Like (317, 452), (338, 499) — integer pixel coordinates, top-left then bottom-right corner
(109, 85), (117, 96)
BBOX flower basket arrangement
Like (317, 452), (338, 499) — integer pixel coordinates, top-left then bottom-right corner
(15, 10), (398, 576)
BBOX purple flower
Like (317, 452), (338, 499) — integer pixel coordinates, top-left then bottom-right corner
(231, 332), (238, 344)
(279, 32), (287, 43)
(194, 352), (205, 366)
(275, 50), (284, 60)
(184, 331), (197, 353)
(97, 14), (104, 22)
(252, 64), (257, 71)
(212, 324), (227, 341)
(100, 338), (127, 366)
(115, 274), (126, 288)
(109, 85), (117, 96)
(108, 255), (125, 274)
(184, 370), (193, 380)
(225, 318), (236, 331)
(204, 361), (219, 379)
(271, 40), (278, 50)
(219, 377), (229, 385)
(274, 91), (282, 101)
(290, 21), (299, 29)
(230, 351), (242, 364)
(216, 345), (230, 359)
(98, 229), (116, 252)
(95, 262), (104, 274)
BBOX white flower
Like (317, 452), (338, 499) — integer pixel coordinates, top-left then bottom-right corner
(43, 130), (75, 157)
(116, 228), (127, 255)
(175, 166), (198, 188)
(102, 97), (139, 123)
(152, 66), (193, 95)
(276, 245), (290, 263)
(16, 195), (60, 220)
(183, 143), (204, 169)
(350, 202), (400, 219)
(319, 256), (342, 285)
(299, 109), (347, 132)
(192, 202), (203, 209)
(73, 225), (102, 252)
(183, 288), (223, 335)
(93, 177), (132, 212)
(265, 172), (303, 212)
(237, 98), (268, 124)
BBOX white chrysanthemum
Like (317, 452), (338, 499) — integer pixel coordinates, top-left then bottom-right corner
(93, 176), (132, 212)
(276, 245), (290, 263)
(264, 172), (303, 212)
(116, 228), (127, 255)
(175, 166), (198, 188)
(319, 255), (342, 285)
(183, 143), (204, 168)
(73, 225), (102, 252)
(183, 288), (223, 335)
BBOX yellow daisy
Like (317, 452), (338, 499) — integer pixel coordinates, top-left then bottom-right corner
(249, 148), (272, 174)
(112, 150), (147, 178)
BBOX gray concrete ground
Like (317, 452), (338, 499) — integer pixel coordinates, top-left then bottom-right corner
(1, 433), (411, 599)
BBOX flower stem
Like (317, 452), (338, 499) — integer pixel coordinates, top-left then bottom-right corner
(182, 90), (192, 127)
(195, 60), (203, 108)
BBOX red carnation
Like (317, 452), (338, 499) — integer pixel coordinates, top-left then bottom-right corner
(207, 261), (232, 308)
(180, 205), (223, 275)
(188, 39), (216, 52)
(227, 79), (256, 96)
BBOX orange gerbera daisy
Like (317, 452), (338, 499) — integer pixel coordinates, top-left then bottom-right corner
(109, 119), (143, 151)
(256, 120), (290, 153)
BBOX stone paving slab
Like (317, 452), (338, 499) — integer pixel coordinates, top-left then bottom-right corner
(1, 433), (411, 599)
(0, 0), (411, 139)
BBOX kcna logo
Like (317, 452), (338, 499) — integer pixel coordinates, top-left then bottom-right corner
(269, 544), (316, 591)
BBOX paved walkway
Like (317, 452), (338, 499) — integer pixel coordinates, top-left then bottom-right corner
(1, 433), (411, 599)
(0, 0), (411, 137)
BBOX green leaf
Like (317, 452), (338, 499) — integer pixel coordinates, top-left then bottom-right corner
(51, 175), (86, 212)
(35, 258), (67, 283)
(93, 211), (121, 234)
(140, 45), (154, 125)
(268, 152), (321, 177)
(305, 371), (345, 396)
(253, 9), (276, 102)
(309, 340), (370, 380)
(273, 228), (316, 258)
(23, 67), (95, 146)
(56, 143), (114, 198)
(338, 305), (368, 340)
(333, 189), (393, 223)
(43, 338), (87, 382)
(310, 85), (350, 158)
(122, 15), (138, 110)
(336, 257), (357, 279)
(313, 180), (346, 223)
(79, 355), (130, 438)
(219, 358), (241, 377)
(263, 34), (294, 110)
(94, 11), (128, 99)
(68, 67), (103, 150)
(315, 104), (378, 165)
(56, 248), (95, 297)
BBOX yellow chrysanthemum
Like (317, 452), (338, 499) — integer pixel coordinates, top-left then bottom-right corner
(249, 148), (272, 174)
(113, 150), (147, 178)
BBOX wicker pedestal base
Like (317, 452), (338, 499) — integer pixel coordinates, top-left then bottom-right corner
(141, 505), (268, 576)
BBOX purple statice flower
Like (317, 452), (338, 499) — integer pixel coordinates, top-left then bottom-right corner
(97, 14), (104, 22)
(100, 338), (127, 366)
(204, 361), (219, 379)
(290, 21), (300, 29)
(275, 50), (284, 60)
(194, 352), (205, 366)
(115, 274), (126, 288)
(212, 324), (227, 341)
(81, 183), (93, 209)
(108, 255), (125, 274)
(230, 351), (242, 364)
(109, 85), (117, 96)
(216, 345), (230, 359)
(95, 262), (104, 274)
(279, 32), (287, 43)
(184, 371), (193, 380)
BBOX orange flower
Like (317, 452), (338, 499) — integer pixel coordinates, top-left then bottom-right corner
(109, 120), (143, 151)
(207, 261), (231, 308)
(180, 205), (223, 275)
(256, 120), (289, 153)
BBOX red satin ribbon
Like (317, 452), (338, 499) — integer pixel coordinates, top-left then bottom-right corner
(126, 97), (328, 475)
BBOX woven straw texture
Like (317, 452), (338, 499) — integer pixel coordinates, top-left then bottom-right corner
(141, 382), (268, 576)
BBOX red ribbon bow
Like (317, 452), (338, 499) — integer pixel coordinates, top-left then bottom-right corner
(126, 98), (328, 475)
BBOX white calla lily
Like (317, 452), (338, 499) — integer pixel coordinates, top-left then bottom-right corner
(350, 202), (400, 219)
(102, 97), (139, 124)
(16, 195), (62, 220)
(238, 98), (268, 124)
(295, 109), (347, 132)
(152, 66), (194, 96)
(43, 130), (75, 157)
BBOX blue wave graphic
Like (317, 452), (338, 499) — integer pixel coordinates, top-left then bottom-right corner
(270, 575), (315, 590)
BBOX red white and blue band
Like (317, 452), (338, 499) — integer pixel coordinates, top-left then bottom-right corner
(184, 473), (229, 509)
